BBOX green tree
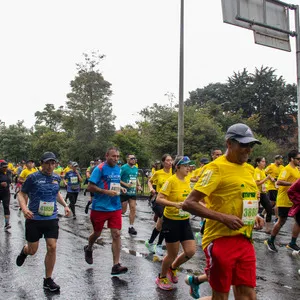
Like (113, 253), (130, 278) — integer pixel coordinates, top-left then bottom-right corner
(65, 52), (116, 165)
(0, 121), (31, 162)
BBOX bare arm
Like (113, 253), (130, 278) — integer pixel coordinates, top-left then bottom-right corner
(57, 192), (70, 216)
(156, 193), (182, 209)
(18, 191), (33, 219)
(276, 180), (292, 186)
(182, 190), (244, 230)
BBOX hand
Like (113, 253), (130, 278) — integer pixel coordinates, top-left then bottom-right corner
(121, 187), (127, 194)
(222, 214), (244, 230)
(23, 209), (34, 219)
(64, 206), (71, 217)
(175, 202), (183, 209)
(106, 190), (118, 197)
(137, 185), (143, 192)
(254, 215), (264, 230)
(150, 189), (156, 195)
(0, 182), (7, 187)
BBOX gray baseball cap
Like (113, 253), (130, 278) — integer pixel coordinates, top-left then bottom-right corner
(225, 123), (261, 145)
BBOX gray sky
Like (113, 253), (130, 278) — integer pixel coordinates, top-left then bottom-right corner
(0, 0), (298, 129)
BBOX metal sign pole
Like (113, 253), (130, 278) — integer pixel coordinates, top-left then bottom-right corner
(295, 5), (300, 151)
(178, 0), (184, 156)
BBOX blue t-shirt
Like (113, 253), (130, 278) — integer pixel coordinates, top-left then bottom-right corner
(120, 164), (139, 196)
(89, 162), (121, 212)
(64, 170), (81, 193)
(21, 171), (61, 220)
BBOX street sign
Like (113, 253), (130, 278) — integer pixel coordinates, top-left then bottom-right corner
(221, 0), (291, 51)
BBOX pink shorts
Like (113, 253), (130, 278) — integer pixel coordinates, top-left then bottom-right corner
(90, 209), (122, 232)
(204, 235), (256, 293)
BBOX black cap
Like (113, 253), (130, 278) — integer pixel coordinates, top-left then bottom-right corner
(225, 123), (261, 145)
(41, 152), (58, 162)
(0, 160), (8, 168)
(26, 159), (35, 163)
(72, 162), (78, 167)
(200, 158), (209, 164)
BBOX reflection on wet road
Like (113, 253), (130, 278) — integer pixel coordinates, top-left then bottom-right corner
(0, 190), (300, 299)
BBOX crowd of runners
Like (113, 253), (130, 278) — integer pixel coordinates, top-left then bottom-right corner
(1, 122), (300, 299)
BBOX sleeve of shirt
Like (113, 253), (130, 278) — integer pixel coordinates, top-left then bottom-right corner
(254, 169), (261, 180)
(193, 163), (221, 197)
(160, 178), (173, 197)
(19, 170), (26, 179)
(89, 166), (101, 185)
(278, 167), (290, 181)
(21, 174), (33, 194)
(265, 165), (271, 175)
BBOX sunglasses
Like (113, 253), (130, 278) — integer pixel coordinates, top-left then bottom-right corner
(232, 140), (256, 149)
(294, 157), (300, 160)
(129, 157), (136, 160)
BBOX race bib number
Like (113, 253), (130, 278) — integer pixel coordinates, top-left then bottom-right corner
(70, 176), (78, 184)
(38, 201), (54, 217)
(178, 209), (190, 218)
(110, 183), (121, 195)
(242, 200), (258, 225)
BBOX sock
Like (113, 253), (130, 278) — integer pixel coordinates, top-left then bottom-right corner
(290, 237), (297, 245)
(5, 218), (9, 225)
(270, 235), (276, 243)
(129, 225), (133, 229)
(193, 276), (200, 285)
(149, 228), (160, 244)
(157, 231), (165, 245)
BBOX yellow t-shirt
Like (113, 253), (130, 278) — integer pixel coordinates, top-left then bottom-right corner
(245, 163), (255, 177)
(265, 163), (284, 191)
(63, 166), (71, 174)
(160, 174), (191, 220)
(8, 162), (14, 171)
(150, 169), (172, 192)
(192, 167), (203, 178)
(194, 155), (259, 250)
(277, 164), (300, 207)
(19, 168), (37, 180)
(253, 167), (267, 193)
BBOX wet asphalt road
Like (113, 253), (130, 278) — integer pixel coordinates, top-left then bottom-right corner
(0, 190), (300, 300)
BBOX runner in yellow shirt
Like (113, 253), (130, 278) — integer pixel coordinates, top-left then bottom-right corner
(145, 154), (173, 256)
(265, 150), (300, 252)
(253, 157), (272, 233)
(183, 123), (263, 300)
(155, 156), (195, 290)
(265, 155), (284, 221)
(18, 160), (37, 184)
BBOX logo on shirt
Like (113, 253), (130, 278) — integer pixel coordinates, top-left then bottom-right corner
(200, 170), (213, 186)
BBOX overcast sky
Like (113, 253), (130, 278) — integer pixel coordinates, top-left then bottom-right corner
(0, 0), (298, 130)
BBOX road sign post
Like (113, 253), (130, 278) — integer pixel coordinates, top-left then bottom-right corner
(221, 0), (300, 150)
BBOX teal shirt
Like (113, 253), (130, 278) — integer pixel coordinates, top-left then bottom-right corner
(120, 164), (139, 196)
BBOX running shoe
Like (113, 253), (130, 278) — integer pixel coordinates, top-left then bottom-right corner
(145, 240), (156, 253)
(185, 275), (200, 299)
(273, 218), (278, 224)
(4, 223), (11, 231)
(155, 244), (164, 256)
(128, 227), (137, 235)
(286, 243), (300, 251)
(264, 239), (278, 253)
(43, 277), (60, 292)
(167, 267), (178, 283)
(84, 245), (93, 264)
(16, 247), (28, 266)
(155, 276), (173, 290)
(111, 263), (128, 276)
